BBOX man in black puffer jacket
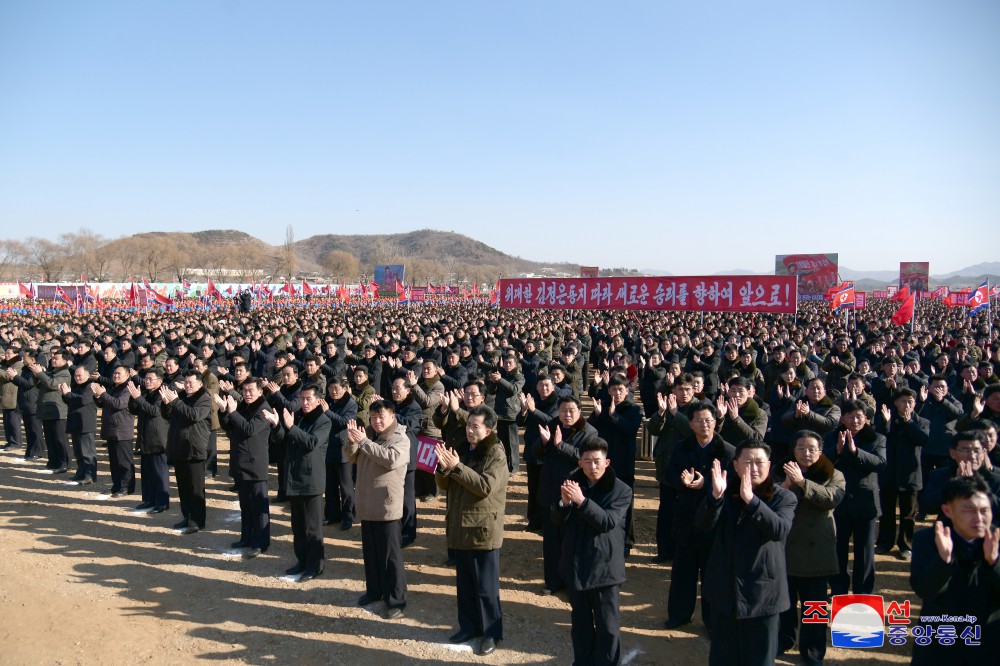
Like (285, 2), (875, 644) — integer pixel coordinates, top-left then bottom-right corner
(161, 370), (212, 534)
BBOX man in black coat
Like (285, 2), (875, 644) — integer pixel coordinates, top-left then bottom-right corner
(911, 475), (1000, 665)
(161, 370), (213, 534)
(127, 368), (170, 512)
(59, 366), (98, 484)
(664, 400), (735, 630)
(217, 377), (272, 558)
(265, 384), (331, 581)
(920, 431), (1000, 525)
(697, 441), (797, 666)
(587, 374), (642, 555)
(823, 399), (887, 595)
(264, 364), (302, 502)
(874, 388), (929, 559)
(92, 366), (137, 498)
(536, 396), (599, 594)
(322, 376), (358, 531)
(552, 438), (632, 666)
(517, 372), (560, 532)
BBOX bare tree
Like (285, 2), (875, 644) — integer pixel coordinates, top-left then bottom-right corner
(282, 225), (296, 278)
(25, 237), (67, 282)
(0, 239), (26, 282)
(319, 249), (360, 283)
(369, 237), (404, 267)
(237, 245), (267, 283)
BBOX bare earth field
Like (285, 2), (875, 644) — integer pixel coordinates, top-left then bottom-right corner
(0, 442), (913, 665)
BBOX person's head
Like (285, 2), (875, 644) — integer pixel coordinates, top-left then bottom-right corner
(143, 367), (163, 391)
(111, 365), (129, 385)
(103, 345), (117, 362)
(578, 438), (611, 484)
(689, 400), (717, 444)
(535, 372), (554, 400)
(421, 359), (438, 379)
(391, 377), (411, 403)
(164, 357), (179, 374)
(984, 385), (1000, 413)
(502, 354), (518, 374)
(727, 377), (752, 407)
(840, 399), (868, 434)
(734, 441), (772, 486)
(950, 431), (987, 471)
(805, 377), (826, 404)
(835, 337), (850, 353)
(369, 399), (397, 434)
(792, 430), (823, 470)
(940, 475), (994, 541)
(241, 377), (264, 403)
(461, 379), (486, 408)
(466, 405), (498, 446)
(673, 373), (696, 405)
(300, 384), (321, 413)
(182, 370), (203, 395)
(280, 365), (299, 387)
(328, 376), (349, 401)
(928, 374), (948, 400)
(607, 375), (629, 404)
(353, 366), (369, 387)
(558, 396), (582, 427)
(72, 366), (90, 385)
(881, 356), (901, 377)
(304, 356), (320, 376)
(49, 348), (67, 367)
(739, 349), (754, 366)
(891, 388), (917, 420)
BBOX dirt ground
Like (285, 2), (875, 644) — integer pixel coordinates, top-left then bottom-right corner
(0, 440), (914, 665)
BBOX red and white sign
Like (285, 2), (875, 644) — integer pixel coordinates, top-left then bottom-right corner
(498, 276), (797, 313)
(854, 292), (866, 309)
(416, 435), (442, 473)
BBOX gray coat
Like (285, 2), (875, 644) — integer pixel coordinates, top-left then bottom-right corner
(774, 455), (846, 577)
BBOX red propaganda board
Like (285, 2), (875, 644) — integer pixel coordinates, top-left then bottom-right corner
(579, 266), (600, 278)
(775, 253), (838, 300)
(498, 276), (797, 313)
(854, 292), (866, 309)
(409, 287), (426, 302)
(416, 435), (442, 473)
(899, 262), (930, 292)
(872, 290), (889, 299)
(946, 290), (971, 308)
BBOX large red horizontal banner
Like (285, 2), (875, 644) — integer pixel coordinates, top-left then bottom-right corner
(498, 276), (797, 313)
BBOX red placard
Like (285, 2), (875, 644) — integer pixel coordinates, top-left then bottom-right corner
(854, 292), (866, 309)
(498, 276), (797, 313)
(872, 290), (889, 299)
(416, 435), (442, 473)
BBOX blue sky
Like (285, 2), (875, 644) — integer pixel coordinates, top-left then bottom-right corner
(1, 1), (998, 274)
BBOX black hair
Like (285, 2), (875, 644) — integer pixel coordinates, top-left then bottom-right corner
(941, 475), (991, 504)
(467, 404), (498, 429)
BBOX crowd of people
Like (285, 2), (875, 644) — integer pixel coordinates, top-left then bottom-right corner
(1, 294), (999, 665)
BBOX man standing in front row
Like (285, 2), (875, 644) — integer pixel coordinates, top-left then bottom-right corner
(552, 438), (632, 666)
(344, 400), (409, 619)
(435, 405), (509, 656)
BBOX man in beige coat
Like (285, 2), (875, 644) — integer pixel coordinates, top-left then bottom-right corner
(435, 405), (509, 656)
(344, 400), (409, 619)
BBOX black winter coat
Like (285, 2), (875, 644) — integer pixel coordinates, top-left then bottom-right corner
(552, 466), (632, 591)
(876, 412), (929, 491)
(62, 382), (97, 434)
(163, 388), (212, 463)
(536, 419), (599, 509)
(517, 393), (559, 466)
(129, 389), (168, 455)
(667, 434), (736, 543)
(323, 393), (358, 464)
(697, 477), (797, 619)
(823, 425), (887, 520)
(220, 397), (271, 482)
(99, 382), (136, 442)
(588, 397), (642, 483)
(278, 408), (331, 496)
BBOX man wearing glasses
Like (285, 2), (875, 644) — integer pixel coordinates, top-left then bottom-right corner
(663, 400), (735, 630)
(920, 431), (1000, 526)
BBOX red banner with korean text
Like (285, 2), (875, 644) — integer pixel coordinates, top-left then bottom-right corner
(854, 292), (866, 309)
(498, 276), (797, 313)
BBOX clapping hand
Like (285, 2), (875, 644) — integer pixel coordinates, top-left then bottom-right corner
(159, 386), (178, 404)
(262, 408), (280, 427)
(739, 461), (754, 504)
(710, 459), (727, 499)
(934, 521), (953, 564)
(783, 461), (804, 487)
(560, 479), (585, 506)
(281, 408), (294, 429)
(680, 467), (704, 490)
(985, 527), (1000, 566)
(435, 443), (459, 472)
(126, 382), (141, 399)
(345, 419), (366, 444)
(592, 396), (602, 416)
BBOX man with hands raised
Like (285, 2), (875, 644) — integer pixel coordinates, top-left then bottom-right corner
(696, 441), (796, 666)
(911, 475), (1000, 663)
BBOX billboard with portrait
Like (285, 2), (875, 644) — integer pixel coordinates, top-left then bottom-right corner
(775, 253), (839, 301)
(374, 264), (405, 289)
(899, 262), (930, 292)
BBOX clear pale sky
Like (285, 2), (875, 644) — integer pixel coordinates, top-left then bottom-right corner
(1, 1), (997, 274)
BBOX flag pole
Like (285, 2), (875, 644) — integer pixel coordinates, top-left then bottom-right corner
(911, 292), (917, 336)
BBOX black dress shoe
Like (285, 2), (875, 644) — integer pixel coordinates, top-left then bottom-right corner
(54, 467), (69, 474)
(357, 593), (382, 606)
(231, 540), (250, 549)
(448, 630), (482, 644)
(663, 617), (691, 630)
(110, 490), (127, 498)
(172, 519), (190, 529)
(384, 607), (404, 620)
(340, 519), (353, 531)
(149, 506), (166, 513)
(478, 637), (497, 656)
(243, 548), (262, 559)
(69, 473), (86, 482)
(79, 478), (94, 486)
(285, 562), (305, 575)
(298, 568), (322, 583)
(179, 525), (200, 535)
(134, 502), (154, 511)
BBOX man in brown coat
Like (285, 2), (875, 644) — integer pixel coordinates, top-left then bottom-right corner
(344, 400), (409, 619)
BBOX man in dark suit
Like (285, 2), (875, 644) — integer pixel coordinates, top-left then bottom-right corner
(552, 437), (632, 666)
(161, 370), (212, 534)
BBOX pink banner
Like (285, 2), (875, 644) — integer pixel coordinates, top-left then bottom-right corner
(498, 276), (797, 313)
(854, 292), (867, 309)
(416, 435), (442, 473)
(872, 290), (889, 299)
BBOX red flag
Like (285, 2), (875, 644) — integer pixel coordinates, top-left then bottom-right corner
(128, 282), (139, 305)
(206, 279), (223, 301)
(18, 282), (34, 299)
(301, 280), (314, 296)
(149, 290), (173, 307)
(283, 280), (294, 296)
(427, 283), (437, 295)
(891, 294), (915, 326)
(368, 281), (379, 298)
(830, 284), (855, 311)
(931, 286), (949, 300)
(891, 285), (910, 302)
